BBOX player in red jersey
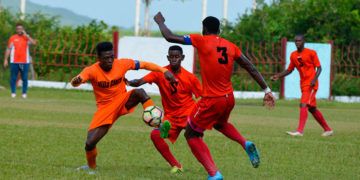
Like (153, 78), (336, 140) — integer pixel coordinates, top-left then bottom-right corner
(271, 34), (333, 137)
(127, 45), (202, 174)
(154, 12), (275, 179)
(71, 42), (176, 174)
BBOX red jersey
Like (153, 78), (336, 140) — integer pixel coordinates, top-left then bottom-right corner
(185, 34), (242, 97)
(143, 66), (202, 118)
(79, 59), (137, 106)
(7, 34), (31, 63)
(287, 48), (321, 89)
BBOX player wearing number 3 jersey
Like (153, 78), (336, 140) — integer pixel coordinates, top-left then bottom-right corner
(154, 12), (275, 179)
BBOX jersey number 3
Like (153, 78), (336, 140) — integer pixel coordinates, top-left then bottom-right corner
(217, 47), (228, 64)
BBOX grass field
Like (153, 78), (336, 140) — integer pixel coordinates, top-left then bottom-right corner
(0, 88), (359, 179)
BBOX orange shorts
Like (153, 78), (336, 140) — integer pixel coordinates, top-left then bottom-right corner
(89, 90), (135, 130)
(188, 93), (235, 133)
(164, 115), (187, 143)
(301, 86), (317, 107)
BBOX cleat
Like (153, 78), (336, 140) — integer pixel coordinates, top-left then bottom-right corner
(208, 171), (223, 180)
(160, 120), (171, 138)
(76, 165), (96, 175)
(11, 93), (16, 98)
(321, 130), (334, 137)
(170, 166), (183, 174)
(245, 141), (260, 168)
(286, 131), (303, 137)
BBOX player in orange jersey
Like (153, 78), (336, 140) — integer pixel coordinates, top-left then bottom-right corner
(3, 23), (37, 98)
(71, 42), (176, 174)
(154, 12), (275, 179)
(127, 45), (202, 174)
(271, 34), (333, 137)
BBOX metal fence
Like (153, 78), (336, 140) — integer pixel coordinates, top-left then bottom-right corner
(29, 33), (359, 96)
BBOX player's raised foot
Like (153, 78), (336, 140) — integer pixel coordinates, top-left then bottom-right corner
(321, 130), (334, 137)
(286, 131), (303, 137)
(170, 166), (183, 174)
(76, 165), (96, 175)
(160, 120), (171, 138)
(208, 171), (223, 180)
(245, 141), (260, 168)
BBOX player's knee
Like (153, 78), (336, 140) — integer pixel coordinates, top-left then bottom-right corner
(184, 125), (203, 139)
(299, 103), (307, 108)
(150, 129), (160, 140)
(134, 88), (150, 103)
(214, 123), (224, 130)
(308, 106), (317, 113)
(85, 142), (96, 151)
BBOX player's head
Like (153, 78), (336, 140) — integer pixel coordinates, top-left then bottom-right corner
(295, 34), (305, 50)
(167, 45), (184, 71)
(202, 16), (220, 35)
(15, 23), (25, 35)
(96, 41), (114, 72)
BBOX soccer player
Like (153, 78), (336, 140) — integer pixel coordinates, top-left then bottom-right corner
(71, 42), (176, 174)
(271, 34), (333, 137)
(154, 12), (275, 179)
(3, 23), (37, 98)
(127, 45), (202, 174)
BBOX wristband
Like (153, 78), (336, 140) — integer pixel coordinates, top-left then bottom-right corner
(264, 87), (271, 94)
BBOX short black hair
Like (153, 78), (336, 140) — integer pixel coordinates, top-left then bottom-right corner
(295, 34), (305, 40)
(96, 41), (113, 55)
(16, 22), (24, 27)
(168, 45), (183, 54)
(202, 16), (220, 34)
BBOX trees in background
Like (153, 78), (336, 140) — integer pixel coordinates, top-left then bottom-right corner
(222, 0), (360, 45)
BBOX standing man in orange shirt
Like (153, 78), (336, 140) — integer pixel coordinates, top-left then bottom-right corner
(154, 12), (275, 179)
(3, 23), (37, 98)
(71, 42), (176, 174)
(127, 45), (202, 174)
(271, 34), (333, 137)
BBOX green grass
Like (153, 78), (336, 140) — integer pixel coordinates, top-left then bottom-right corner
(0, 88), (359, 179)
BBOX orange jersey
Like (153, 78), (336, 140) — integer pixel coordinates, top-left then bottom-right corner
(143, 66), (202, 119)
(79, 59), (137, 106)
(185, 34), (242, 97)
(7, 34), (31, 63)
(287, 48), (321, 89)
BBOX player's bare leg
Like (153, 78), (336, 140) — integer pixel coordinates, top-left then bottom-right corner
(308, 106), (333, 136)
(77, 124), (110, 174)
(126, 88), (171, 137)
(184, 124), (222, 179)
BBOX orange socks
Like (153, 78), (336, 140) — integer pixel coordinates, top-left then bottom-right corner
(86, 148), (98, 169)
(142, 99), (154, 109)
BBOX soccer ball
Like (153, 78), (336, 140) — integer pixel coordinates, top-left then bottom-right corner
(143, 106), (163, 127)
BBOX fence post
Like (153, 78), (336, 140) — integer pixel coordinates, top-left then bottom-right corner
(113, 31), (119, 58)
(280, 37), (287, 99)
(329, 40), (334, 100)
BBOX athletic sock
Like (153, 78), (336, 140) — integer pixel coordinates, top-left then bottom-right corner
(186, 137), (217, 176)
(217, 123), (246, 149)
(142, 99), (154, 109)
(297, 107), (308, 133)
(86, 148), (97, 169)
(150, 129), (181, 168)
(311, 109), (332, 131)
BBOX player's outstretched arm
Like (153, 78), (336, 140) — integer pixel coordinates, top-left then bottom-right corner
(139, 61), (177, 84)
(154, 12), (186, 44)
(127, 78), (147, 87)
(270, 69), (293, 81)
(236, 54), (275, 108)
(70, 75), (83, 87)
